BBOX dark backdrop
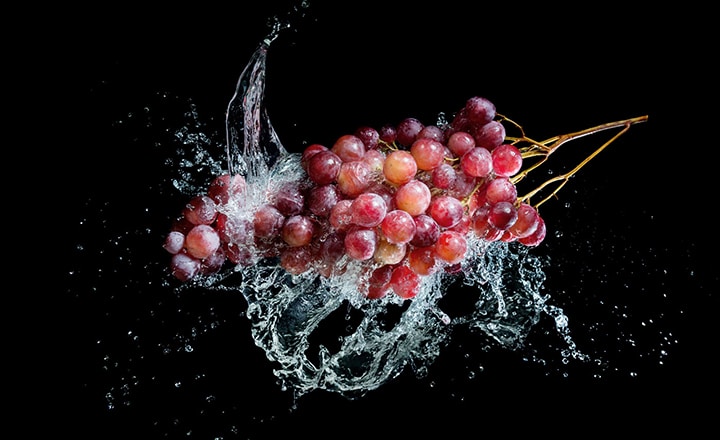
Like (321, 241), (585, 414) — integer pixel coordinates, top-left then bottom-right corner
(42, 1), (715, 438)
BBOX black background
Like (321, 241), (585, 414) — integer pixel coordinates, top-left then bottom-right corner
(39, 1), (716, 438)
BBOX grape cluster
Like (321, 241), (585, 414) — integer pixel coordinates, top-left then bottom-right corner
(163, 96), (546, 299)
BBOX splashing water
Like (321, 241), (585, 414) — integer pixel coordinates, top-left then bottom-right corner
(173, 35), (591, 400)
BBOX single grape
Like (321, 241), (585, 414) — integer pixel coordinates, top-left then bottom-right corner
(407, 246), (437, 276)
(460, 147), (493, 178)
(518, 216), (546, 246)
(332, 134), (366, 162)
(431, 162), (457, 189)
(307, 150), (342, 185)
(185, 224), (221, 260)
(344, 226), (378, 261)
(282, 215), (315, 247)
(492, 144), (523, 177)
(216, 212), (252, 245)
(434, 230), (467, 265)
(351, 192), (388, 227)
(488, 201), (518, 230)
(307, 184), (340, 218)
(381, 209), (416, 244)
(170, 252), (201, 281)
(365, 265), (393, 299)
(472, 120), (506, 151)
(362, 149), (386, 175)
(163, 230), (185, 254)
(374, 238), (407, 265)
(416, 125), (445, 143)
(410, 214), (440, 247)
(394, 179), (431, 217)
(484, 176), (518, 204)
(396, 117), (424, 147)
(200, 246), (227, 275)
(508, 202), (540, 238)
(329, 199), (354, 231)
(389, 265), (420, 299)
(182, 195), (218, 225)
(301, 143), (328, 171)
(410, 138), (445, 171)
(253, 204), (285, 239)
(464, 96), (496, 125)
(383, 150), (418, 185)
(446, 131), (476, 158)
(274, 182), (305, 216)
(280, 246), (314, 275)
(337, 160), (371, 197)
(379, 124), (397, 144)
(428, 195), (464, 229)
(354, 126), (380, 150)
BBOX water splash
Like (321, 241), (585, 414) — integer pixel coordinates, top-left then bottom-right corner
(183, 35), (589, 399)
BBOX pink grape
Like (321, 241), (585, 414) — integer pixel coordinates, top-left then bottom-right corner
(253, 204), (285, 239)
(351, 192), (388, 227)
(354, 126), (380, 150)
(394, 179), (431, 217)
(344, 226), (378, 261)
(464, 96), (496, 125)
(428, 195), (464, 229)
(395, 117), (424, 147)
(280, 246), (314, 275)
(332, 134), (366, 162)
(216, 212), (251, 245)
(282, 215), (315, 247)
(336, 160), (371, 197)
(374, 239), (407, 265)
(362, 149), (385, 175)
(365, 265), (393, 299)
(170, 252), (201, 281)
(488, 201), (518, 230)
(200, 246), (227, 275)
(329, 199), (354, 231)
(163, 231), (185, 254)
(460, 147), (493, 178)
(301, 143), (328, 171)
(381, 209), (416, 244)
(472, 120), (506, 150)
(518, 216), (546, 246)
(182, 195), (218, 225)
(447, 131), (475, 157)
(307, 184), (340, 218)
(389, 265), (420, 299)
(410, 138), (445, 171)
(484, 176), (518, 204)
(378, 124), (397, 144)
(416, 125), (445, 143)
(410, 214), (440, 247)
(434, 230), (467, 265)
(307, 150), (342, 185)
(383, 150), (417, 185)
(431, 162), (456, 189)
(185, 224), (221, 259)
(508, 202), (540, 238)
(407, 246), (437, 276)
(492, 144), (523, 177)
(274, 182), (305, 216)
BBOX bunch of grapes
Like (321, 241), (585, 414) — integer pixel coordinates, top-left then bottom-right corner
(163, 96), (643, 300)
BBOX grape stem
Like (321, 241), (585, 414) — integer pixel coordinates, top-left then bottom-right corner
(505, 115), (649, 209)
